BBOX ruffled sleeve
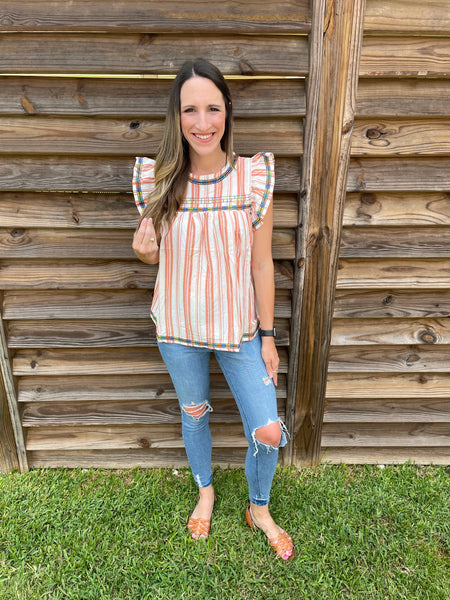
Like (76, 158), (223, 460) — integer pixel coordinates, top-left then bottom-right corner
(132, 156), (156, 214)
(250, 152), (275, 230)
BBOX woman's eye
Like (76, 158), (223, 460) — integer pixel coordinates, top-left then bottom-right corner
(183, 108), (194, 113)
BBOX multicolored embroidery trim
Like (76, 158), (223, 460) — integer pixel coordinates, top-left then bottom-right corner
(178, 202), (252, 213)
(188, 159), (237, 185)
(134, 157), (146, 212)
(152, 312), (258, 351)
(252, 152), (273, 228)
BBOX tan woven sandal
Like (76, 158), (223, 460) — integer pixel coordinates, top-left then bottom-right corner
(246, 505), (295, 561)
(187, 516), (211, 540)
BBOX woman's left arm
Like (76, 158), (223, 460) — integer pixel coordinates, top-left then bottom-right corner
(251, 201), (280, 386)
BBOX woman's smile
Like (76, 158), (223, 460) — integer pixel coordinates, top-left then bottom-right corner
(193, 133), (215, 140)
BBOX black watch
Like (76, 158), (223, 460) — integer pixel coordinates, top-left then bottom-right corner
(260, 328), (276, 337)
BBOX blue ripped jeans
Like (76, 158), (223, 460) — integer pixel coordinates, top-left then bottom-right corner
(158, 334), (288, 506)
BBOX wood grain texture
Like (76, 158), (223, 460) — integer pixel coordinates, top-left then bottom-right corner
(0, 77), (306, 118)
(340, 226), (450, 258)
(326, 372), (450, 398)
(0, 157), (301, 192)
(0, 376), (19, 472)
(360, 36), (450, 77)
(333, 289), (450, 318)
(0, 229), (139, 259)
(0, 192), (139, 229)
(347, 158), (450, 192)
(331, 318), (450, 345)
(0, 1), (311, 33)
(344, 192), (450, 226)
(288, 0), (366, 466)
(322, 423), (450, 447)
(0, 33), (308, 76)
(356, 79), (450, 117)
(0, 192), (298, 228)
(320, 446), (450, 465)
(8, 319), (159, 348)
(351, 119), (450, 156)
(18, 374), (177, 403)
(0, 310), (28, 471)
(0, 259), (157, 289)
(336, 258), (450, 289)
(0, 117), (303, 157)
(27, 448), (248, 469)
(324, 398), (450, 423)
(328, 345), (450, 372)
(364, 0), (450, 35)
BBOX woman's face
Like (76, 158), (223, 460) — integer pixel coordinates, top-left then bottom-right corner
(180, 76), (226, 164)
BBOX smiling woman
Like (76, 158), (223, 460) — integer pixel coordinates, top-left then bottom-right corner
(131, 58), (294, 561)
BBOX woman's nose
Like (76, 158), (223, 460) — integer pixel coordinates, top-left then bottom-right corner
(196, 111), (209, 130)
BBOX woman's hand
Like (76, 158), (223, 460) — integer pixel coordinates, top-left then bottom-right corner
(132, 218), (160, 264)
(261, 337), (279, 386)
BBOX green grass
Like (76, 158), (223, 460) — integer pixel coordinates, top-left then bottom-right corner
(0, 464), (448, 600)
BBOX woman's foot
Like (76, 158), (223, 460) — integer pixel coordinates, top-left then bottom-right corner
(187, 485), (215, 540)
(246, 503), (294, 561)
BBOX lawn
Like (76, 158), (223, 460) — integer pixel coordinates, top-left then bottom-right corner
(0, 464), (448, 599)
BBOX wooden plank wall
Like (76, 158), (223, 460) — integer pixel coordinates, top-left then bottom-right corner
(1, 0), (449, 470)
(0, 1), (309, 469)
(321, 0), (450, 464)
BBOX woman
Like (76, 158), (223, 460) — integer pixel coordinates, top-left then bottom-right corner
(132, 58), (294, 561)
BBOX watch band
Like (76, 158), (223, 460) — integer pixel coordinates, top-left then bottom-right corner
(260, 328), (276, 337)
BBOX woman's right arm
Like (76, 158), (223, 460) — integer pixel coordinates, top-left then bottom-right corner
(132, 217), (160, 264)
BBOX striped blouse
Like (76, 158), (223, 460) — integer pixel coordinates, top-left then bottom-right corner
(132, 152), (275, 352)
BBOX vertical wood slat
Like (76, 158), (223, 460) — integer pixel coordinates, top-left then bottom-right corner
(0, 373), (19, 472)
(0, 310), (28, 472)
(286, 0), (366, 466)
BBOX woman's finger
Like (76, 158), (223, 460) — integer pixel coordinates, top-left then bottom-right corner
(133, 218), (149, 246)
(263, 356), (278, 387)
(134, 218), (157, 250)
(269, 360), (278, 387)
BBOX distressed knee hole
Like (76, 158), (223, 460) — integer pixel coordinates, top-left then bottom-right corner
(254, 421), (282, 447)
(182, 400), (212, 419)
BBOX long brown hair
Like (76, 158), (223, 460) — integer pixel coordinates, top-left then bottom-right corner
(138, 58), (234, 233)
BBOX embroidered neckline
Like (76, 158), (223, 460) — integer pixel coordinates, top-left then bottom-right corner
(189, 158), (237, 185)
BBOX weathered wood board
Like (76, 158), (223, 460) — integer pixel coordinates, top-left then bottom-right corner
(0, 34), (309, 76)
(0, 1), (312, 34)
